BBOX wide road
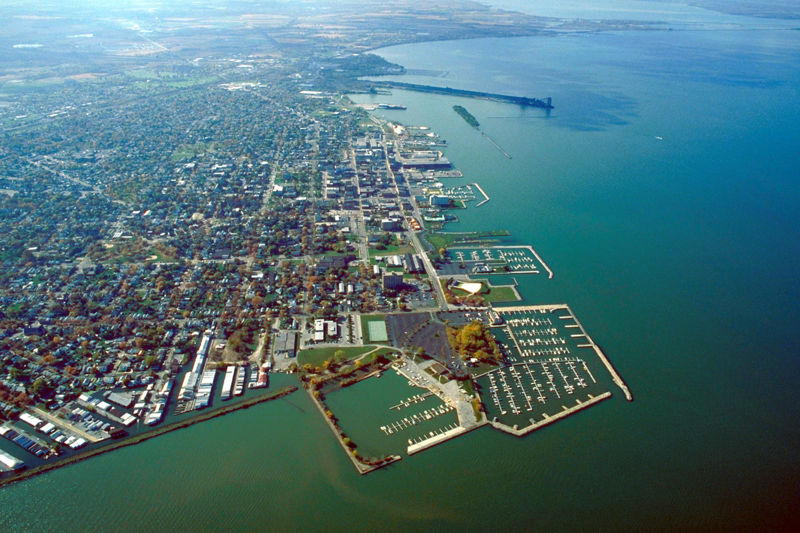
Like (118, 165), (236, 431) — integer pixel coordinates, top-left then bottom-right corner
(378, 139), (449, 311)
(348, 145), (370, 266)
(408, 230), (448, 311)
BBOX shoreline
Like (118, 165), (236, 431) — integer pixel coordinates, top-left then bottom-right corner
(304, 365), (403, 475)
(0, 386), (297, 489)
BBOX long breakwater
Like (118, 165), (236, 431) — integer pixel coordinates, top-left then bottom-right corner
(370, 81), (553, 109)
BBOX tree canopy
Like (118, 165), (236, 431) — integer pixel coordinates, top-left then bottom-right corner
(446, 320), (501, 362)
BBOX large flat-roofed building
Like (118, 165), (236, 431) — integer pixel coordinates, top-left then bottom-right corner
(397, 151), (452, 170)
(403, 254), (424, 274)
(429, 195), (451, 207)
(274, 331), (297, 357)
(383, 272), (404, 290)
(380, 218), (402, 231)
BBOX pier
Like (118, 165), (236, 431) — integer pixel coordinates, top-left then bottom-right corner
(487, 392), (612, 436)
(473, 182), (490, 207)
(526, 245), (554, 279)
(371, 81), (553, 109)
(306, 382), (402, 475)
(390, 392), (434, 410)
(481, 131), (512, 159)
(407, 425), (480, 455)
(567, 313), (633, 401)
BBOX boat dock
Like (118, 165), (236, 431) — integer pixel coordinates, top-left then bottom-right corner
(379, 403), (455, 435)
(389, 392), (434, 410)
(446, 245), (551, 276)
(488, 391), (612, 436)
(498, 304), (633, 401)
(407, 425), (476, 455)
(566, 315), (633, 401)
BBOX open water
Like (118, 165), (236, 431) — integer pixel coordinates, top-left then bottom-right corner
(1, 3), (799, 532)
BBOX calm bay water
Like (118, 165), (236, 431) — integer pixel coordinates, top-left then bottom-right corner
(2, 6), (799, 533)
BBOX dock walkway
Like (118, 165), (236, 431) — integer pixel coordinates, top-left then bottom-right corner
(393, 356), (484, 454)
(488, 391), (612, 436)
(497, 304), (632, 400)
(407, 425), (479, 455)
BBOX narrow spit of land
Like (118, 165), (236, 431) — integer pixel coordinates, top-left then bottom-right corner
(0, 386), (297, 488)
(304, 365), (402, 475)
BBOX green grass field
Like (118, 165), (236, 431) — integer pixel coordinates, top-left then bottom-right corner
(297, 345), (397, 367)
(483, 285), (518, 303)
(171, 142), (216, 162)
(369, 244), (414, 257)
(297, 345), (376, 367)
(448, 281), (518, 304)
(425, 230), (510, 255)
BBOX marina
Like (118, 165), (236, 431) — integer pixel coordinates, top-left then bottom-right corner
(444, 245), (553, 277)
(322, 369), (461, 459)
(487, 392), (613, 437)
(476, 358), (609, 435)
(496, 304), (633, 401)
(439, 184), (477, 204)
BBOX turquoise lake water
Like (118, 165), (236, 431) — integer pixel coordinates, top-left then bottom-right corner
(1, 4), (799, 532)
